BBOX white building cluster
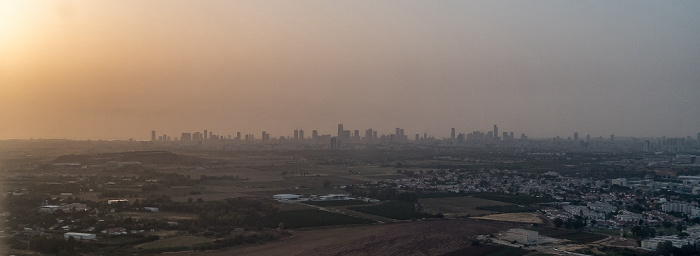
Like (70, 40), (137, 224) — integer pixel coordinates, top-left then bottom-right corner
(661, 202), (700, 217)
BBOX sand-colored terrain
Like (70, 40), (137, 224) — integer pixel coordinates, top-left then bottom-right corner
(471, 212), (543, 224)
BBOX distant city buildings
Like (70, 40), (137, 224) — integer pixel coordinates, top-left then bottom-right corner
(144, 124), (700, 154)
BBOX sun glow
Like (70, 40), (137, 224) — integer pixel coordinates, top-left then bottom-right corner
(0, 1), (26, 50)
(0, 1), (46, 63)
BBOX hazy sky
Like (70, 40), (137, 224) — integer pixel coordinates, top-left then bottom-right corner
(1, 1), (699, 140)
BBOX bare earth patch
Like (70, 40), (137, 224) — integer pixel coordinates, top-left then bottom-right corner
(472, 212), (543, 224)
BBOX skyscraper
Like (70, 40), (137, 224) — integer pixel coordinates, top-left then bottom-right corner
(338, 124), (343, 138)
(493, 125), (499, 141)
(644, 140), (650, 152)
(151, 130), (156, 141)
(294, 130), (299, 141)
(204, 130), (208, 140)
(574, 132), (579, 142)
(451, 128), (455, 139)
(299, 130), (304, 140)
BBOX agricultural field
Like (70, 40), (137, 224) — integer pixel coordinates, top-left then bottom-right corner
(472, 213), (544, 224)
(348, 201), (424, 220)
(157, 156), (399, 202)
(528, 227), (608, 244)
(302, 199), (369, 207)
(164, 219), (525, 256)
(134, 235), (214, 250)
(419, 196), (512, 217)
(475, 205), (541, 213)
(441, 245), (530, 256)
(263, 209), (375, 229)
(114, 211), (199, 220)
(470, 193), (554, 205)
(0, 145), (638, 255)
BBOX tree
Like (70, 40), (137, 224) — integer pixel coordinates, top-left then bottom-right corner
(656, 241), (674, 256)
(571, 219), (585, 230)
(676, 222), (684, 232)
(553, 218), (564, 228)
(662, 221), (673, 229)
(679, 244), (697, 256)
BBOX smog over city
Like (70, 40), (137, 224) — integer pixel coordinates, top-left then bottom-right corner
(1, 1), (700, 255)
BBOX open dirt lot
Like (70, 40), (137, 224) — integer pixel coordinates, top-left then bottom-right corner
(472, 212), (544, 224)
(165, 219), (524, 256)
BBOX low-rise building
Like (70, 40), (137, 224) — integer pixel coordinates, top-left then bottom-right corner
(499, 229), (540, 245)
(273, 194), (301, 202)
(64, 232), (96, 240)
(641, 235), (691, 250)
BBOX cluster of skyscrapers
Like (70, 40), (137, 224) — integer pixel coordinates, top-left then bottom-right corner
(148, 125), (700, 152)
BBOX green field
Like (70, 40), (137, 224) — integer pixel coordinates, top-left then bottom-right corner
(264, 209), (374, 229)
(349, 201), (427, 220)
(303, 200), (370, 207)
(420, 196), (511, 217)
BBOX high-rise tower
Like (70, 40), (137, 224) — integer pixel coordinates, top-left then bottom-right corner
(493, 125), (499, 141)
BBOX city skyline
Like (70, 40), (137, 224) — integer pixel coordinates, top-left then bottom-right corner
(2, 1), (700, 140)
(143, 124), (698, 143)
(4, 121), (700, 142)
